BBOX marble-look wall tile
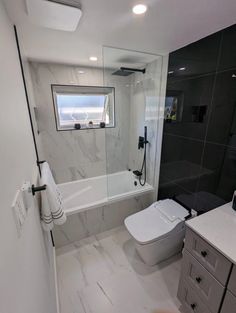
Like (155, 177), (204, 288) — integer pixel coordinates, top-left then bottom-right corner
(53, 193), (154, 247)
(128, 58), (163, 189)
(29, 58), (164, 186)
(27, 56), (168, 249)
(104, 71), (131, 174)
(29, 62), (132, 184)
(29, 62), (107, 184)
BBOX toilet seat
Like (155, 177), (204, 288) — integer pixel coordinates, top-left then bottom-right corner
(125, 199), (189, 245)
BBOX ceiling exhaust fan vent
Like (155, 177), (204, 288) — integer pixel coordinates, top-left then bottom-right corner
(26, 0), (82, 32)
(46, 0), (81, 9)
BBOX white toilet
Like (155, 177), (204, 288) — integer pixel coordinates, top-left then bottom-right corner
(124, 199), (189, 265)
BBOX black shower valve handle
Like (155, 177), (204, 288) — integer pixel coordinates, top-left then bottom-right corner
(138, 136), (149, 149)
(138, 136), (145, 149)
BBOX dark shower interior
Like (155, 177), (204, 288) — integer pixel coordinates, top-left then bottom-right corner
(158, 24), (236, 214)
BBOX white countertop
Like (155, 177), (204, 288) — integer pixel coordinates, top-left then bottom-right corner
(186, 202), (236, 264)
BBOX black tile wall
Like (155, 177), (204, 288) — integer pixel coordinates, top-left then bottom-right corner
(206, 69), (236, 145)
(168, 31), (222, 80)
(164, 74), (215, 141)
(159, 24), (236, 214)
(218, 24), (236, 71)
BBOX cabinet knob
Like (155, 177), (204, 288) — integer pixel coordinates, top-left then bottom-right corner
(191, 303), (196, 310)
(195, 276), (202, 283)
(201, 250), (207, 257)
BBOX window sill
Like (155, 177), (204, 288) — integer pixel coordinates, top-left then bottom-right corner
(56, 125), (115, 131)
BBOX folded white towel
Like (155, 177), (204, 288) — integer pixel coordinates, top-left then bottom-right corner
(40, 162), (66, 231)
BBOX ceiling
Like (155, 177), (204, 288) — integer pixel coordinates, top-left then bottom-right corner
(3, 0), (236, 67)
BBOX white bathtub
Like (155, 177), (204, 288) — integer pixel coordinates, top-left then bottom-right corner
(58, 171), (154, 215)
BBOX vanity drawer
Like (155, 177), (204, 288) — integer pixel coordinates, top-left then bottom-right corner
(220, 291), (236, 313)
(178, 279), (212, 313)
(228, 265), (236, 297)
(182, 249), (224, 313)
(185, 227), (231, 285)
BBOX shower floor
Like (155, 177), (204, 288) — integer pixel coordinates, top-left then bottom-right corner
(56, 226), (182, 313)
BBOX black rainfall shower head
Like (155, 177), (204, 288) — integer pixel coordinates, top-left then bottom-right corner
(112, 69), (134, 76)
(112, 67), (146, 76)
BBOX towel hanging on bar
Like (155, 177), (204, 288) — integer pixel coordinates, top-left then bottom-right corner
(40, 162), (66, 231)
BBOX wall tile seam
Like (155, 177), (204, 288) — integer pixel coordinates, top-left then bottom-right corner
(194, 32), (225, 195)
(159, 179), (199, 195)
(167, 71), (218, 84)
(167, 64), (236, 86)
(162, 133), (236, 151)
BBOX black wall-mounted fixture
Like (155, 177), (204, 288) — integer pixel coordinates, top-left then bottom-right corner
(37, 160), (46, 166)
(138, 136), (145, 149)
(120, 67), (146, 74)
(31, 184), (47, 196)
(133, 170), (142, 177)
(138, 126), (148, 149)
(74, 123), (81, 129)
(112, 67), (146, 76)
(133, 126), (149, 186)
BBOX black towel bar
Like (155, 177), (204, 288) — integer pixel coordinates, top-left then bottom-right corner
(37, 160), (46, 166)
(32, 184), (47, 196)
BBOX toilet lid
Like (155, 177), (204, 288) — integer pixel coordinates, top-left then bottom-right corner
(158, 199), (189, 222)
(125, 200), (189, 245)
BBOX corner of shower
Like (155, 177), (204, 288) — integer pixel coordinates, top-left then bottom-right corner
(102, 46), (164, 203)
(22, 41), (166, 247)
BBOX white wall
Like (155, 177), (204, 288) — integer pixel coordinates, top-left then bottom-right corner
(0, 1), (57, 313)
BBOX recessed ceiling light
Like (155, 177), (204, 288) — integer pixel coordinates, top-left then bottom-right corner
(89, 56), (98, 61)
(132, 4), (147, 15)
(168, 71), (174, 74)
(179, 67), (186, 71)
(232, 74), (236, 78)
(78, 70), (85, 74)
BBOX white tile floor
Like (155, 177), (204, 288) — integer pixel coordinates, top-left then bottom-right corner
(56, 226), (182, 313)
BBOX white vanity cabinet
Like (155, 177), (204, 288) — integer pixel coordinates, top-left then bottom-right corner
(228, 265), (236, 297)
(177, 203), (236, 313)
(221, 265), (236, 313)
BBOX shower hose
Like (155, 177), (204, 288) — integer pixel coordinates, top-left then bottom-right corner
(139, 140), (147, 186)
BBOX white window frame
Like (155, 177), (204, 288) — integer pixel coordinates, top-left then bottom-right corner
(51, 84), (115, 131)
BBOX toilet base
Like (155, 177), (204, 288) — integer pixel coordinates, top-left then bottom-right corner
(135, 227), (185, 266)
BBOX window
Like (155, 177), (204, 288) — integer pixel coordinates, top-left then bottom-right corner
(52, 85), (115, 130)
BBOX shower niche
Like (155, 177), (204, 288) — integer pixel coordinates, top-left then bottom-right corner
(25, 46), (167, 247)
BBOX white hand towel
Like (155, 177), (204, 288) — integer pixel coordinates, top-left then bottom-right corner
(40, 162), (67, 231)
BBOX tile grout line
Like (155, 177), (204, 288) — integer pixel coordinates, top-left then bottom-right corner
(194, 31), (225, 201)
(163, 132), (236, 151)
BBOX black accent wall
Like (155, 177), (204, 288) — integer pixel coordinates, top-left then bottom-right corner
(159, 24), (236, 214)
